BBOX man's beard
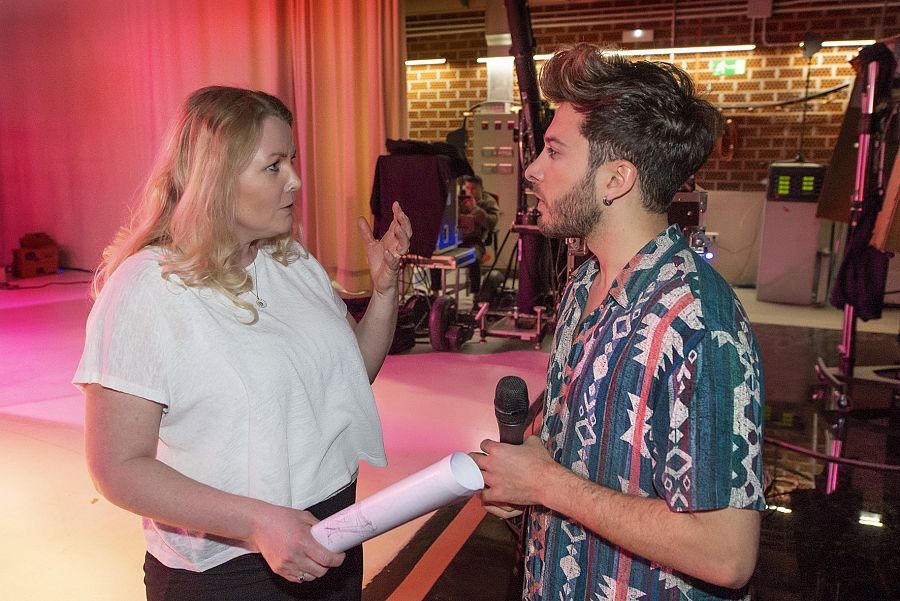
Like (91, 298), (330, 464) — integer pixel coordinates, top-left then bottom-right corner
(537, 167), (604, 239)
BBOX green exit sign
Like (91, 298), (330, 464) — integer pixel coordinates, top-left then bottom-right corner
(711, 58), (747, 76)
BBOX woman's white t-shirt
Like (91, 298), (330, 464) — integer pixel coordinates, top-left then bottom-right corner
(74, 245), (387, 571)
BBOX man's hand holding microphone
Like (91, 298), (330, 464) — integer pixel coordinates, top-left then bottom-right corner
(471, 376), (561, 519)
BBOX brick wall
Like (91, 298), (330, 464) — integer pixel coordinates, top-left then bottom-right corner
(406, 0), (900, 192)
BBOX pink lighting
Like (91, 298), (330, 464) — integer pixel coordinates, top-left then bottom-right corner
(0, 274), (548, 599)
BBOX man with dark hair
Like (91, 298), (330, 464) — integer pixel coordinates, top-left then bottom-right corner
(472, 44), (764, 601)
(431, 173), (499, 294)
(457, 174), (499, 292)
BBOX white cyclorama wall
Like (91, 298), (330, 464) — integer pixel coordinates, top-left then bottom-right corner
(703, 190), (765, 287)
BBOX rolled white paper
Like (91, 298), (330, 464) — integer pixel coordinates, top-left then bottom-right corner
(310, 452), (484, 552)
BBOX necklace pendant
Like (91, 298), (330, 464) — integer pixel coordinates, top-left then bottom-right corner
(255, 298), (267, 309)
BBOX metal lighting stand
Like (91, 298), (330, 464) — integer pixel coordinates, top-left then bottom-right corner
(815, 59), (881, 494)
(475, 0), (554, 350)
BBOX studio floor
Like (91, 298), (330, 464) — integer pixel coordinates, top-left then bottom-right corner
(1, 270), (898, 600)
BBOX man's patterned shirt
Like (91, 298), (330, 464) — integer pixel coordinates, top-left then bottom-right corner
(524, 226), (765, 601)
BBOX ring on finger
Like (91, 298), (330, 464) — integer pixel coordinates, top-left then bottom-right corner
(298, 571), (309, 582)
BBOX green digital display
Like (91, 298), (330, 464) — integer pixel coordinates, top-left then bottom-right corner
(767, 163), (827, 203)
(777, 176), (791, 194)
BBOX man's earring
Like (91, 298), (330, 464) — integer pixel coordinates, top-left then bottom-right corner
(602, 195), (614, 206)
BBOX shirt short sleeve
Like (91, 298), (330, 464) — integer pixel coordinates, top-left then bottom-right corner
(73, 252), (176, 408)
(652, 320), (765, 512)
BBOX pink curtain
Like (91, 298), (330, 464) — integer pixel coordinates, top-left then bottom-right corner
(0, 0), (405, 291)
(291, 0), (407, 290)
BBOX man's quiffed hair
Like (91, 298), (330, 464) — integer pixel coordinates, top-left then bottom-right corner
(540, 43), (722, 213)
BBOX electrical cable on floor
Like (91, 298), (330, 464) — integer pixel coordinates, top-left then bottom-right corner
(1, 266), (94, 290)
(1, 280), (92, 290)
(764, 435), (900, 473)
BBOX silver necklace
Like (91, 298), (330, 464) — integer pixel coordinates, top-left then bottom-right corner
(251, 258), (267, 308)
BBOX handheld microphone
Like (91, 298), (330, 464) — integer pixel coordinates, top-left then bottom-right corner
(494, 376), (530, 445)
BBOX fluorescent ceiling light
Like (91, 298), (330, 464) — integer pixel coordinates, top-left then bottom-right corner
(405, 58), (447, 66)
(534, 45), (755, 60)
(821, 39), (875, 47)
(859, 511), (884, 527)
(476, 56), (515, 63)
(486, 33), (512, 46)
(523, 41), (872, 63)
(616, 44), (756, 56)
(623, 28), (654, 43)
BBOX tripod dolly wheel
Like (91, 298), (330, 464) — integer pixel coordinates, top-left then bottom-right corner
(403, 292), (430, 335)
(475, 269), (505, 307)
(429, 294), (457, 351)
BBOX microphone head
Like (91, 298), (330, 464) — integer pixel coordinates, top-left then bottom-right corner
(494, 375), (529, 425)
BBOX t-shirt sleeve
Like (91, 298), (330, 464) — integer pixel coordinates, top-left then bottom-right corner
(72, 262), (173, 408)
(652, 319), (765, 512)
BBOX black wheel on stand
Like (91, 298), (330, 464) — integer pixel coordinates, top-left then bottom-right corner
(403, 292), (431, 335)
(475, 269), (506, 307)
(428, 294), (457, 351)
(498, 291), (517, 311)
(446, 325), (463, 352)
(534, 291), (556, 312)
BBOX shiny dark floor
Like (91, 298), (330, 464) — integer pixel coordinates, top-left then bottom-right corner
(752, 323), (900, 601)
(365, 321), (900, 601)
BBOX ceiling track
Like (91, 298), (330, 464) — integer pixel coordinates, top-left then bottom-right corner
(407, 1), (899, 38)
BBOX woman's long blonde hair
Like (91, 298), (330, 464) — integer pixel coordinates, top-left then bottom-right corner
(92, 86), (300, 322)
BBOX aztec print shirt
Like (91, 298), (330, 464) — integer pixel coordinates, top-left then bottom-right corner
(524, 225), (765, 601)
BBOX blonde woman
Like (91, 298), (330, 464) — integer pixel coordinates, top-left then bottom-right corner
(74, 86), (411, 601)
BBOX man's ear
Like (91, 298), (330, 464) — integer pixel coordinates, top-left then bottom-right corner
(599, 160), (637, 202)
